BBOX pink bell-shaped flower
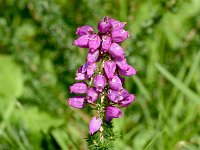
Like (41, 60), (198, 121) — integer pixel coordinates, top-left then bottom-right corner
(89, 116), (102, 135)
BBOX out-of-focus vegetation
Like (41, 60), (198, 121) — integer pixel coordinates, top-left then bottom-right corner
(0, 0), (200, 149)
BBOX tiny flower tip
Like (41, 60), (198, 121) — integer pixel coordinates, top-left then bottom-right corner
(74, 40), (78, 45)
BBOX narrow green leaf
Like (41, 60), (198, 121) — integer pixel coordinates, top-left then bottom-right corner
(144, 129), (167, 150)
(155, 63), (200, 104)
(132, 75), (151, 100)
(51, 130), (69, 150)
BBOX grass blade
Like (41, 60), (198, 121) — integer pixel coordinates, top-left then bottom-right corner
(155, 63), (200, 104)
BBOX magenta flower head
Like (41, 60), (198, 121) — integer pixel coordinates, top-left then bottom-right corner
(76, 25), (94, 36)
(106, 106), (123, 122)
(69, 17), (137, 140)
(70, 82), (88, 94)
(89, 34), (101, 52)
(108, 75), (122, 91)
(98, 17), (111, 33)
(68, 96), (86, 108)
(104, 60), (116, 79)
(94, 74), (107, 92)
(111, 29), (129, 43)
(101, 35), (112, 52)
(89, 116), (102, 135)
(86, 87), (99, 103)
(109, 43), (124, 60)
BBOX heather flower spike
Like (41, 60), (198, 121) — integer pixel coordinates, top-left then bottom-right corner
(68, 16), (137, 146)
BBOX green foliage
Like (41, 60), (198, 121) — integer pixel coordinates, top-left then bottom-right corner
(0, 0), (200, 149)
(85, 122), (119, 150)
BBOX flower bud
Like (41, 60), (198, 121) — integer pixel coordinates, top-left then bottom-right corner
(86, 63), (97, 78)
(104, 60), (116, 79)
(119, 94), (135, 107)
(76, 25), (94, 36)
(107, 17), (115, 23)
(119, 88), (129, 99)
(70, 82), (88, 94)
(109, 43), (124, 60)
(98, 17), (111, 33)
(68, 96), (86, 108)
(106, 106), (122, 122)
(94, 74), (107, 92)
(108, 88), (129, 103)
(119, 65), (136, 76)
(89, 116), (102, 135)
(80, 63), (88, 73)
(111, 29), (129, 43)
(108, 75), (122, 91)
(107, 89), (118, 103)
(75, 64), (87, 80)
(110, 20), (126, 29)
(116, 58), (129, 70)
(74, 35), (89, 48)
(87, 50), (99, 63)
(101, 35), (112, 52)
(75, 72), (86, 80)
(86, 88), (99, 103)
(88, 34), (101, 52)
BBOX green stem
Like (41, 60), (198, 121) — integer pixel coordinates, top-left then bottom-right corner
(99, 59), (105, 143)
(99, 92), (105, 142)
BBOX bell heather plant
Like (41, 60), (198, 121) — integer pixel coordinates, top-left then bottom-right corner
(68, 16), (136, 149)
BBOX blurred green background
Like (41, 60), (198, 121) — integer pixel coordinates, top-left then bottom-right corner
(0, 0), (200, 149)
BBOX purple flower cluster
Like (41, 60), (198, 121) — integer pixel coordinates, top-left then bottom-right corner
(68, 17), (136, 135)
